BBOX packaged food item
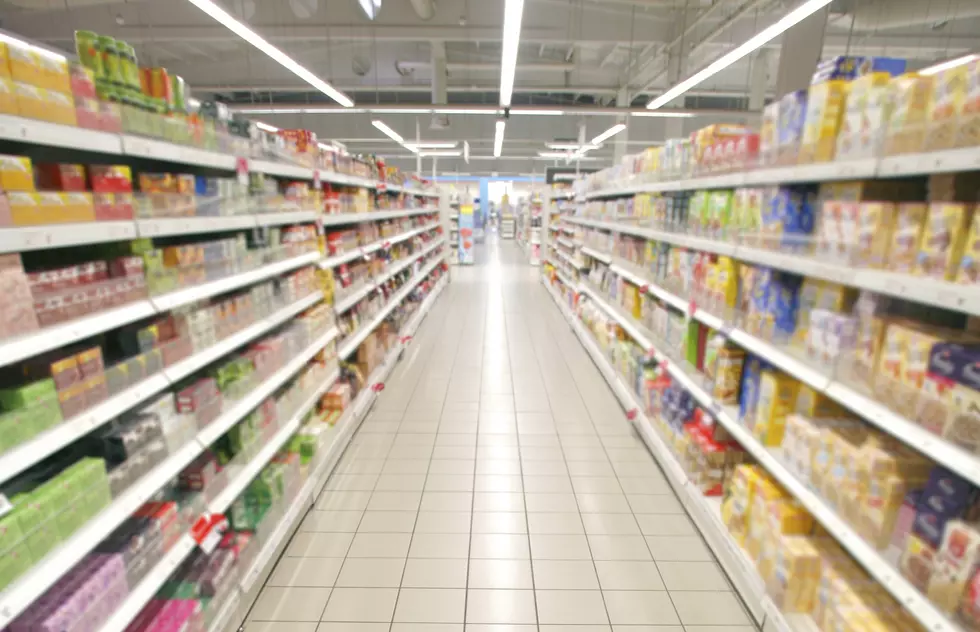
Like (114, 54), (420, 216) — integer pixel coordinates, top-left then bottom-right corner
(836, 71), (893, 160)
(753, 371), (799, 447)
(777, 91), (807, 164)
(888, 202), (928, 273)
(926, 64), (969, 151)
(884, 73), (934, 155)
(957, 59), (980, 148)
(799, 80), (848, 163)
(0, 155), (35, 192)
(956, 214), (980, 285)
(916, 203), (973, 280)
(927, 520), (980, 613)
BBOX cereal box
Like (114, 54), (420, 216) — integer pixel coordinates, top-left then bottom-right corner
(916, 202), (972, 280)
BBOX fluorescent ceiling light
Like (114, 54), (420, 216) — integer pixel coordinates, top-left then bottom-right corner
(370, 108), (433, 114)
(372, 119), (405, 144)
(538, 151), (575, 158)
(419, 150), (463, 157)
(184, 0), (354, 107)
(494, 120), (506, 157)
(255, 121), (279, 132)
(499, 0), (526, 106)
(591, 123), (626, 145)
(404, 142), (460, 150)
(647, 0), (833, 109)
(436, 108), (502, 115)
(630, 111), (695, 118)
(920, 53), (979, 76)
(358, 0), (382, 19)
(510, 109), (565, 116)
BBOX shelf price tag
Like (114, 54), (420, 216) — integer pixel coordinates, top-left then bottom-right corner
(377, 182), (388, 193)
(313, 169), (322, 189)
(626, 409), (638, 421)
(687, 299), (697, 317)
(401, 335), (413, 344)
(372, 382), (385, 392)
(235, 157), (250, 186)
(640, 284), (649, 294)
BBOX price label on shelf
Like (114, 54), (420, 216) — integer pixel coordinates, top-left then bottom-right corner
(401, 335), (413, 344)
(626, 409), (638, 421)
(687, 299), (697, 317)
(377, 182), (387, 193)
(313, 169), (322, 189)
(372, 382), (385, 392)
(192, 513), (228, 554)
(640, 284), (649, 294)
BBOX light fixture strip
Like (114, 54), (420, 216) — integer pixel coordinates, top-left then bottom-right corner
(499, 0), (526, 107)
(591, 123), (626, 145)
(647, 0), (833, 110)
(372, 119), (406, 144)
(184, 0), (354, 107)
(494, 120), (506, 157)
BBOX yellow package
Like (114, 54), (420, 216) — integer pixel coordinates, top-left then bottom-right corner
(800, 80), (849, 163)
(957, 59), (980, 148)
(957, 214), (980, 284)
(0, 154), (34, 192)
(885, 73), (934, 155)
(0, 77), (13, 116)
(714, 256), (739, 307)
(712, 345), (745, 404)
(13, 81), (45, 121)
(855, 202), (896, 268)
(837, 71), (892, 160)
(887, 202), (929, 273)
(0, 42), (9, 80)
(796, 385), (843, 419)
(926, 64), (969, 151)
(6, 40), (41, 87)
(916, 202), (972, 280)
(44, 89), (77, 127)
(858, 473), (913, 550)
(769, 536), (822, 613)
(753, 371), (800, 447)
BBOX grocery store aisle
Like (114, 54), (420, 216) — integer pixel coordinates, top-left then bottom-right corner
(245, 241), (756, 631)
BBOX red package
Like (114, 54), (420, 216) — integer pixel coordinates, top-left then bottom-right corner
(88, 165), (133, 194)
(35, 164), (87, 192)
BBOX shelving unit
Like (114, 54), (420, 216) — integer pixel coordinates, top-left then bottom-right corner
(0, 87), (449, 632)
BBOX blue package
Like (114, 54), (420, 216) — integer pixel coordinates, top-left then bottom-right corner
(811, 56), (907, 84)
(777, 91), (807, 154)
(769, 272), (804, 341)
(772, 187), (817, 252)
(195, 176), (218, 197)
(738, 356), (763, 427)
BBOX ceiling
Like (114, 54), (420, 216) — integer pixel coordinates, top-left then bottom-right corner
(3, 0), (980, 175)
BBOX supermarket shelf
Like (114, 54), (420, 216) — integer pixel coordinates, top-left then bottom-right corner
(554, 247), (586, 270)
(338, 256), (443, 359)
(195, 324), (339, 448)
(541, 280), (771, 629)
(253, 211), (318, 227)
(318, 221), (440, 269)
(321, 208), (437, 227)
(94, 535), (197, 632)
(101, 363), (342, 632)
(556, 237), (575, 249)
(0, 114), (123, 154)
(207, 592), (241, 632)
(0, 292), (323, 487)
(580, 245), (611, 264)
(0, 439), (202, 629)
(0, 373), (170, 486)
(0, 299), (157, 370)
(121, 135), (236, 170)
(559, 273), (967, 632)
(136, 215), (259, 238)
(333, 238), (445, 314)
(604, 249), (980, 488)
(0, 318), (339, 630)
(152, 250), (320, 312)
(581, 151), (980, 198)
(164, 292), (322, 385)
(565, 216), (980, 316)
(0, 221), (138, 254)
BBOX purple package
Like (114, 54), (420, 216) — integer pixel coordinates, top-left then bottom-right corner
(912, 505), (954, 548)
(919, 466), (979, 516)
(126, 599), (168, 632)
(890, 489), (922, 554)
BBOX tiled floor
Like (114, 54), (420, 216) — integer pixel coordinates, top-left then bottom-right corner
(244, 240), (757, 631)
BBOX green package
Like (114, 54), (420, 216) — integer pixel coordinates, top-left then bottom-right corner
(0, 379), (57, 410)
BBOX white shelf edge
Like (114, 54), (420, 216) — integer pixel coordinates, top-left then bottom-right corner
(320, 208), (437, 227)
(564, 216), (980, 316)
(319, 222), (440, 269)
(136, 215), (258, 239)
(550, 273), (968, 632)
(337, 257), (442, 359)
(164, 292), (322, 385)
(152, 250), (320, 312)
(0, 222), (138, 254)
(333, 238), (445, 315)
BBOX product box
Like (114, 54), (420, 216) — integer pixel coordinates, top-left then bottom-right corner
(799, 80), (848, 163)
(836, 71), (893, 160)
(761, 100), (780, 163)
(753, 370), (799, 447)
(776, 91), (807, 165)
(926, 64), (969, 151)
(888, 202), (929, 273)
(916, 202), (973, 280)
(957, 59), (980, 148)
(885, 73), (934, 155)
